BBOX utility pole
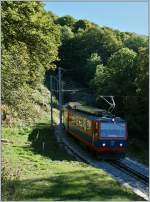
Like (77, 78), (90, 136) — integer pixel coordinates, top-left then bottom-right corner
(58, 67), (63, 126)
(50, 75), (53, 126)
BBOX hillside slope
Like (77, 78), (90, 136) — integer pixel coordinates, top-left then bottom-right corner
(2, 122), (143, 201)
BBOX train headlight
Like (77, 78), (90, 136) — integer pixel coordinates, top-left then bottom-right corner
(102, 143), (106, 147)
(120, 143), (123, 147)
(112, 118), (115, 122)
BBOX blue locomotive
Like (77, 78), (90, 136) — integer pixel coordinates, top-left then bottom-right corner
(63, 102), (127, 159)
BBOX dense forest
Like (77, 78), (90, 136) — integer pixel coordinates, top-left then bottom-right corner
(2, 1), (149, 145)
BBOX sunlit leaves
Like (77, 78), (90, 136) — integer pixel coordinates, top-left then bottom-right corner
(55, 15), (76, 28)
(124, 34), (148, 52)
(2, 1), (61, 122)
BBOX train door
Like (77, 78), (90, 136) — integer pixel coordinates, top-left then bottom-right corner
(92, 121), (96, 145)
(63, 109), (68, 129)
(92, 120), (99, 145)
(68, 111), (73, 130)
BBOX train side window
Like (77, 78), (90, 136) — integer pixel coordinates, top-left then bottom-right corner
(83, 118), (86, 131)
(86, 120), (91, 131)
(95, 122), (99, 130)
(80, 119), (83, 129)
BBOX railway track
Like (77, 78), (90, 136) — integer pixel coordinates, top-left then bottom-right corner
(55, 125), (149, 200)
(58, 133), (94, 165)
(109, 161), (149, 186)
(56, 125), (149, 184)
(65, 138), (149, 186)
(57, 127), (149, 186)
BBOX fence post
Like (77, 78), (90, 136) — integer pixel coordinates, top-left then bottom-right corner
(50, 75), (53, 126)
(58, 67), (63, 126)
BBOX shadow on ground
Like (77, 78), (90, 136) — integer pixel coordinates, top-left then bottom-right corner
(28, 123), (74, 161)
(2, 170), (143, 201)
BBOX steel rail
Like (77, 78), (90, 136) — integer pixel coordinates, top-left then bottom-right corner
(109, 161), (149, 186)
(59, 138), (91, 165)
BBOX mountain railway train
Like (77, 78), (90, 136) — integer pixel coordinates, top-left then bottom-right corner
(63, 102), (127, 159)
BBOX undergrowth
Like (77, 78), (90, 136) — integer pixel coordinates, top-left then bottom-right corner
(127, 137), (149, 165)
(1, 84), (54, 127)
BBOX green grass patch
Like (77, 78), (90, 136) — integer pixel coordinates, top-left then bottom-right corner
(2, 123), (144, 201)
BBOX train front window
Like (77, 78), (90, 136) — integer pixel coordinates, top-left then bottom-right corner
(100, 123), (126, 138)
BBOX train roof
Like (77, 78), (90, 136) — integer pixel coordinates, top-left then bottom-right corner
(63, 102), (113, 117)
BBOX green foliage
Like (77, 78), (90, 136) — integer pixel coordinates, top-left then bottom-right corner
(2, 84), (51, 127)
(127, 137), (148, 165)
(60, 25), (74, 42)
(114, 30), (132, 43)
(59, 27), (122, 84)
(124, 34), (148, 52)
(84, 53), (102, 84)
(2, 43), (30, 103)
(107, 48), (137, 95)
(92, 48), (137, 96)
(2, 1), (60, 124)
(90, 64), (109, 96)
(2, 1), (61, 76)
(73, 19), (96, 33)
(55, 15), (76, 28)
(78, 27), (123, 64)
(135, 47), (149, 96)
(125, 48), (149, 140)
(108, 47), (137, 69)
(47, 11), (58, 21)
(123, 96), (148, 141)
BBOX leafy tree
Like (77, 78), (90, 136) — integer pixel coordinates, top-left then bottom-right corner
(47, 11), (58, 21)
(113, 30), (131, 43)
(73, 19), (96, 33)
(2, 1), (60, 75)
(2, 43), (30, 104)
(78, 28), (123, 64)
(91, 48), (137, 115)
(59, 27), (123, 84)
(90, 63), (108, 94)
(106, 48), (137, 95)
(133, 47), (149, 139)
(55, 15), (76, 28)
(60, 25), (74, 42)
(84, 53), (102, 84)
(124, 34), (148, 52)
(135, 47), (149, 96)
(2, 1), (61, 123)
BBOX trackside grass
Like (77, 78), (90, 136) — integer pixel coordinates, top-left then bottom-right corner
(2, 123), (144, 201)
